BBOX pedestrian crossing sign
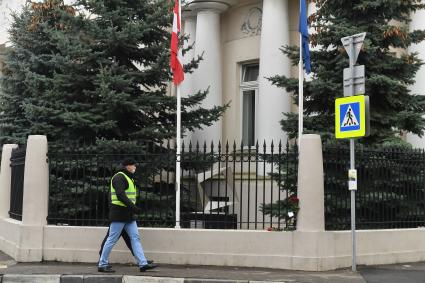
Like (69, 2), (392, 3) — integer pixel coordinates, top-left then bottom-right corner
(335, 95), (369, 139)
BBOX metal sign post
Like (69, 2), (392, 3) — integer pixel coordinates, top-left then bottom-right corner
(349, 36), (357, 273)
(340, 32), (367, 272)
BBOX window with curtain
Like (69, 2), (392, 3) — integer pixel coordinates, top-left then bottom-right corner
(240, 63), (259, 147)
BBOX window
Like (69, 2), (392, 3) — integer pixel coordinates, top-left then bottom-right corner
(242, 64), (259, 82)
(240, 63), (259, 147)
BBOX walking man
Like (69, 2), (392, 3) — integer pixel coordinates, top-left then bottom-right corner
(98, 227), (154, 267)
(98, 158), (157, 273)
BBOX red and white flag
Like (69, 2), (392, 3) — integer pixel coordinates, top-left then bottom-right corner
(170, 0), (184, 86)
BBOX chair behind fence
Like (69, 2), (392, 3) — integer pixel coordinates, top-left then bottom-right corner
(47, 140), (299, 230)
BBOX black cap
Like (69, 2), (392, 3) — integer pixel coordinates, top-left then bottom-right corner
(122, 158), (137, 166)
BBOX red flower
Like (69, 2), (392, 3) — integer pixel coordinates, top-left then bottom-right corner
(289, 195), (299, 204)
(267, 227), (273, 231)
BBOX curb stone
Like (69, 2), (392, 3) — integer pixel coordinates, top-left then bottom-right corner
(83, 275), (122, 283)
(60, 275), (84, 283)
(123, 277), (184, 283)
(2, 274), (61, 283)
(184, 280), (248, 283)
(0, 275), (299, 283)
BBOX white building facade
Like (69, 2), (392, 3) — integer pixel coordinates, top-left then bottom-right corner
(2, 0), (425, 147)
(182, 0), (297, 146)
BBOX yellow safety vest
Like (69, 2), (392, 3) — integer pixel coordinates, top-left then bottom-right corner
(110, 172), (137, 207)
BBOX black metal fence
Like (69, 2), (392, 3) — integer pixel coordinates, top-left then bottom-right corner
(47, 140), (299, 229)
(324, 143), (425, 230)
(9, 146), (26, 221)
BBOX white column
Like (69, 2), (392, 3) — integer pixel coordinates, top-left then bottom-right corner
(22, 135), (49, 226)
(17, 135), (49, 262)
(296, 134), (324, 232)
(0, 144), (18, 219)
(407, 10), (425, 148)
(181, 12), (197, 146)
(188, 1), (229, 145)
(257, 0), (291, 145)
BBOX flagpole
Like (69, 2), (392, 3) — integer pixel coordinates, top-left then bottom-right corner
(298, 0), (304, 145)
(175, 0), (182, 229)
(175, 84), (181, 229)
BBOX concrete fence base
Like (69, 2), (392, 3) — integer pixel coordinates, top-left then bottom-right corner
(2, 221), (425, 271)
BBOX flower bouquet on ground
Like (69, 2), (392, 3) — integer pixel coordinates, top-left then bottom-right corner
(262, 195), (300, 231)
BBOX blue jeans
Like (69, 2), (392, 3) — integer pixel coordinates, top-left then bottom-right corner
(98, 221), (148, 267)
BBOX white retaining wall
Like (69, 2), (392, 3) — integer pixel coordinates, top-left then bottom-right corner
(1, 220), (425, 271)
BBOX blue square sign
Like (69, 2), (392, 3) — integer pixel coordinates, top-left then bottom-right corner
(339, 102), (361, 132)
(335, 95), (369, 139)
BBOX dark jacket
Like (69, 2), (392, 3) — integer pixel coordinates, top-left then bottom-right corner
(109, 168), (139, 222)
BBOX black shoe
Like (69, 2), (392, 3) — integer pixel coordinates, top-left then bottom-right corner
(147, 260), (154, 264)
(140, 263), (158, 272)
(98, 265), (115, 273)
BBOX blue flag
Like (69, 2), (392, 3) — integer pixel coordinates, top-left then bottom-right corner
(299, 0), (311, 74)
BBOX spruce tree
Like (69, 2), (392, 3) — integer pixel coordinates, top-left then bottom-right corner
(0, 0), (227, 145)
(270, 0), (425, 144)
(263, 0), (425, 227)
(0, 0), (227, 226)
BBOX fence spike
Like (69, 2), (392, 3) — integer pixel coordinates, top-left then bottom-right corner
(195, 141), (199, 151)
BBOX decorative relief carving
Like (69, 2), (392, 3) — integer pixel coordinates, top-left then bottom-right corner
(241, 7), (262, 36)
